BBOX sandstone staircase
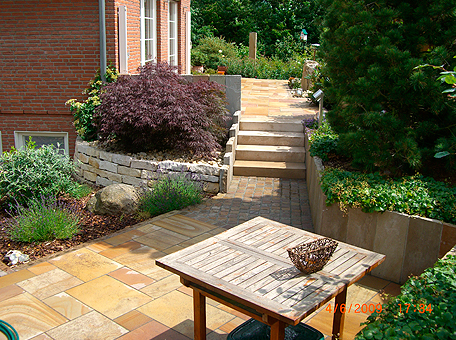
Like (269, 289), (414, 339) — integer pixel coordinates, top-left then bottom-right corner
(233, 117), (306, 178)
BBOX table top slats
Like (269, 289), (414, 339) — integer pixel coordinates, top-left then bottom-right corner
(255, 267), (302, 297)
(227, 260), (275, 286)
(274, 277), (327, 306)
(216, 218), (265, 241)
(262, 274), (316, 301)
(256, 232), (297, 252)
(195, 249), (244, 274)
(184, 244), (231, 268)
(223, 258), (269, 283)
(247, 228), (290, 250)
(321, 248), (357, 272)
(215, 255), (259, 279)
(209, 253), (252, 277)
(237, 263), (283, 290)
(270, 235), (312, 257)
(156, 217), (386, 324)
(289, 280), (346, 311)
(234, 225), (277, 245)
(177, 240), (222, 264)
(219, 239), (290, 268)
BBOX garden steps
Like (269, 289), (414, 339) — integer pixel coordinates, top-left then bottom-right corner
(239, 117), (304, 132)
(235, 145), (305, 162)
(233, 160), (306, 178)
(233, 116), (306, 178)
(237, 130), (304, 146)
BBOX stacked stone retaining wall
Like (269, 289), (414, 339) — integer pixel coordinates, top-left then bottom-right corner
(74, 139), (228, 194)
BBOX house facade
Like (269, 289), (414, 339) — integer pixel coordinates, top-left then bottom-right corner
(0, 0), (191, 155)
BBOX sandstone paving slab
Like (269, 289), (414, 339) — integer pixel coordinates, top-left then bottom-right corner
(108, 244), (168, 278)
(0, 269), (35, 289)
(0, 284), (24, 302)
(27, 262), (58, 275)
(116, 319), (190, 340)
(140, 274), (182, 299)
(108, 267), (155, 290)
(113, 310), (152, 331)
(49, 248), (122, 282)
(137, 290), (236, 339)
(43, 292), (92, 320)
(46, 310), (128, 340)
(0, 292), (67, 340)
(17, 268), (83, 300)
(99, 240), (143, 259)
(66, 275), (151, 319)
(135, 228), (190, 251)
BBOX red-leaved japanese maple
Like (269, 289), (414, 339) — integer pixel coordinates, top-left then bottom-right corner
(96, 62), (229, 158)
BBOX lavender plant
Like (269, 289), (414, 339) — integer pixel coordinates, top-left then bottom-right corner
(7, 196), (80, 243)
(138, 172), (203, 217)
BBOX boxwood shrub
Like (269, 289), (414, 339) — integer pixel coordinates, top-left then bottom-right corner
(356, 256), (456, 340)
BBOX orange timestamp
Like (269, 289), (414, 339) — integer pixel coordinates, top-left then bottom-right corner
(325, 303), (383, 314)
(398, 303), (432, 314)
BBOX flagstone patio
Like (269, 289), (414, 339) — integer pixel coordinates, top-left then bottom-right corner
(0, 79), (401, 340)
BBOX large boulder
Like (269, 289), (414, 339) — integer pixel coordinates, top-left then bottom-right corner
(86, 184), (140, 215)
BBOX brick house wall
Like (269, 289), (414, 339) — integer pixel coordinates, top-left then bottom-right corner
(0, 0), (190, 155)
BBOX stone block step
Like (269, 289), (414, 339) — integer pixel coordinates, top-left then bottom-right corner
(237, 130), (304, 147)
(235, 145), (305, 162)
(233, 160), (306, 178)
(240, 117), (303, 132)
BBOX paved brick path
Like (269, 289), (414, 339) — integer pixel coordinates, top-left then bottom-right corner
(181, 176), (313, 231)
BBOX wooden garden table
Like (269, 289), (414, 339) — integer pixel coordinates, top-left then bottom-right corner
(156, 217), (385, 340)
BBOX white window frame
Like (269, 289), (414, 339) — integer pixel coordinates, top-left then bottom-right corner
(141, 0), (157, 65)
(14, 131), (69, 155)
(0, 131), (2, 153)
(168, 1), (178, 66)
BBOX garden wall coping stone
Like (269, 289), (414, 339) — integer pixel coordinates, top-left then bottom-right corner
(304, 132), (456, 284)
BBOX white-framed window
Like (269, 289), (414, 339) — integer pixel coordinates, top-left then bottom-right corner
(0, 131), (2, 153)
(14, 131), (69, 155)
(168, 1), (178, 66)
(141, 0), (157, 65)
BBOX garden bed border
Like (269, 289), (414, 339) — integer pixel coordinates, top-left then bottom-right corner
(305, 133), (456, 284)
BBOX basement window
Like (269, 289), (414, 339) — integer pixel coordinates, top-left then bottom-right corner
(14, 131), (69, 155)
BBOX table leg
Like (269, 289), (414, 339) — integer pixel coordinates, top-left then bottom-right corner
(332, 286), (347, 340)
(194, 290), (206, 340)
(270, 320), (286, 340)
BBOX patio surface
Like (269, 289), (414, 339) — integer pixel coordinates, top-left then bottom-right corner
(0, 79), (401, 340)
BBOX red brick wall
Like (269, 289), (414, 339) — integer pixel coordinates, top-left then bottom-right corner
(0, 0), (100, 154)
(106, 0), (190, 74)
(0, 114), (77, 155)
(0, 0), (191, 154)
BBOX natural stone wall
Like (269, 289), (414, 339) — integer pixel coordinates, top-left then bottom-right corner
(305, 133), (456, 284)
(74, 139), (228, 194)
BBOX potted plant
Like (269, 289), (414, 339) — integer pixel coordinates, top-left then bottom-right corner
(191, 50), (207, 73)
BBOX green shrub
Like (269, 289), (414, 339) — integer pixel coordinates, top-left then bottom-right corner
(308, 120), (339, 161)
(320, 168), (456, 224)
(66, 65), (118, 141)
(225, 54), (305, 80)
(356, 256), (456, 340)
(0, 139), (78, 205)
(138, 173), (203, 217)
(191, 36), (238, 70)
(66, 183), (93, 200)
(7, 196), (80, 243)
(320, 0), (456, 174)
